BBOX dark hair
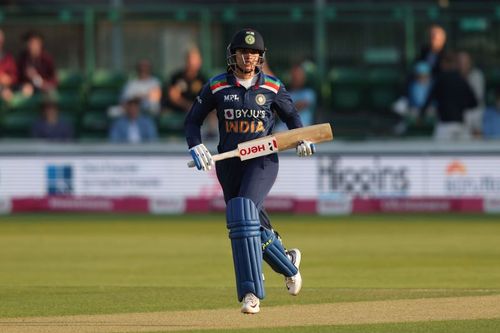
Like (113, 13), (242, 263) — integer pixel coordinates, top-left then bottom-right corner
(136, 59), (152, 70)
(441, 51), (457, 68)
(40, 100), (58, 111)
(23, 30), (43, 43)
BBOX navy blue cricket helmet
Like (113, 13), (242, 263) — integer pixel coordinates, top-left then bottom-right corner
(226, 28), (266, 72)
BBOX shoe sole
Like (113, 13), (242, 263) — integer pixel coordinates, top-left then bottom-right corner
(241, 306), (260, 314)
(288, 248), (302, 269)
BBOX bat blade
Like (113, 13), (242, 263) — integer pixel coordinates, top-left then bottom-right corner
(237, 136), (278, 161)
(274, 123), (333, 151)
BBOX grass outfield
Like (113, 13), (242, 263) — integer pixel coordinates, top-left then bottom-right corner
(0, 213), (499, 332)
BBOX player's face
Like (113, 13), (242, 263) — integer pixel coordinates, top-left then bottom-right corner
(235, 48), (260, 73)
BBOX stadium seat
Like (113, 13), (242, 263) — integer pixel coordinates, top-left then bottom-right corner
(368, 67), (403, 112)
(368, 67), (402, 85)
(59, 111), (78, 130)
(329, 67), (366, 112)
(328, 114), (372, 139)
(5, 93), (42, 113)
(90, 70), (126, 90)
(403, 117), (435, 138)
(157, 112), (185, 137)
(56, 90), (83, 113)
(57, 70), (84, 90)
(0, 110), (36, 138)
(78, 110), (109, 140)
(369, 88), (399, 112)
(331, 88), (363, 111)
(329, 67), (366, 84)
(87, 89), (119, 111)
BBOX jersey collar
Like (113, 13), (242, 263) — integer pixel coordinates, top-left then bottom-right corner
(227, 69), (265, 88)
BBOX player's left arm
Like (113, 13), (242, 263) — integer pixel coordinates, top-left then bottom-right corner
(184, 83), (217, 170)
(273, 85), (315, 157)
(184, 83), (216, 148)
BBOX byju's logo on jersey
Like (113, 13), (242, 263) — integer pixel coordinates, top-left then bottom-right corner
(224, 109), (235, 120)
(224, 94), (240, 102)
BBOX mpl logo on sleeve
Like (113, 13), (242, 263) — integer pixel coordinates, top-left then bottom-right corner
(238, 137), (278, 160)
(224, 94), (239, 102)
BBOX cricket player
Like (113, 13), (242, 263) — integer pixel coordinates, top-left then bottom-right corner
(185, 28), (315, 314)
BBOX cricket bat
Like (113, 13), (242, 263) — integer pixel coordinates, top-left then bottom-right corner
(187, 123), (333, 168)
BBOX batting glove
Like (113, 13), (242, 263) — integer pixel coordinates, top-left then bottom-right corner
(296, 140), (316, 157)
(189, 144), (214, 171)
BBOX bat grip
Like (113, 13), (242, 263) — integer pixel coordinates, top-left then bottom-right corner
(187, 150), (238, 168)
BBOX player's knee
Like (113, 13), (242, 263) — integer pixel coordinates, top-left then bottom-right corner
(226, 197), (260, 238)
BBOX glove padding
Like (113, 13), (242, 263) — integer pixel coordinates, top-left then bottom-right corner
(189, 144), (214, 171)
(296, 140), (316, 157)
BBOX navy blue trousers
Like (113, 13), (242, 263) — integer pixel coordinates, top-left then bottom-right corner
(216, 154), (278, 230)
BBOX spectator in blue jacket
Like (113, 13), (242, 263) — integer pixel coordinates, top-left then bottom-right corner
(109, 96), (158, 143)
(483, 88), (500, 139)
(32, 100), (73, 141)
(275, 63), (316, 132)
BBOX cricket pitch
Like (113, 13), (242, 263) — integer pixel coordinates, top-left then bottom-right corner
(1, 294), (500, 333)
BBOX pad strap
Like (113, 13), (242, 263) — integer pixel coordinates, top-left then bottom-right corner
(226, 197), (265, 301)
(261, 227), (298, 277)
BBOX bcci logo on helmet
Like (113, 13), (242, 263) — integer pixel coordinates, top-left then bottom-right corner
(245, 35), (255, 45)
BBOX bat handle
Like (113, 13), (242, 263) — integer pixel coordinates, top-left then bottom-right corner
(187, 150), (238, 168)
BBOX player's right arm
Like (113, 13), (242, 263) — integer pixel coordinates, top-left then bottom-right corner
(184, 83), (217, 170)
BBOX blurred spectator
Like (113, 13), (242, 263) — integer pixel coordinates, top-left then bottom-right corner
(289, 64), (316, 126)
(109, 96), (158, 143)
(167, 47), (205, 113)
(408, 62), (433, 110)
(31, 100), (73, 141)
(392, 62), (433, 135)
(275, 63), (316, 132)
(482, 88), (500, 139)
(416, 24), (447, 77)
(457, 51), (485, 138)
(0, 28), (18, 103)
(167, 46), (217, 138)
(420, 52), (477, 141)
(17, 31), (57, 97)
(121, 59), (162, 115)
(401, 24), (446, 115)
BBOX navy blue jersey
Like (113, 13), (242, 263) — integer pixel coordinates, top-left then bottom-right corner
(185, 71), (303, 153)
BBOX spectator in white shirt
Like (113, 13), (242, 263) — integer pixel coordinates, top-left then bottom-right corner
(121, 59), (162, 115)
(457, 51), (485, 138)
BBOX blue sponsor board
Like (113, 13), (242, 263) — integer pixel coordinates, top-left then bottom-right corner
(47, 165), (73, 195)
